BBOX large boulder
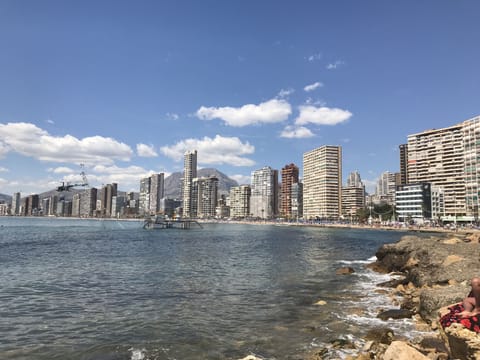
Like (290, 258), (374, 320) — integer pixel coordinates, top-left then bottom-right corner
(383, 341), (430, 360)
(442, 323), (480, 359)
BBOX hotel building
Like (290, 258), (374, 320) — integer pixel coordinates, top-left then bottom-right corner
(303, 145), (342, 220)
(229, 185), (251, 219)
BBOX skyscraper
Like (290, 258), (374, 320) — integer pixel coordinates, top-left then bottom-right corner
(250, 166), (279, 219)
(139, 177), (151, 216)
(399, 144), (408, 185)
(407, 115), (480, 221)
(149, 173), (165, 214)
(280, 163), (299, 219)
(229, 185), (251, 219)
(303, 145), (342, 220)
(192, 176), (218, 218)
(182, 150), (197, 218)
(342, 171), (365, 218)
(11, 192), (20, 216)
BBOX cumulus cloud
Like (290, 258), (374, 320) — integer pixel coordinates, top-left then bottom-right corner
(196, 99), (292, 127)
(160, 135), (255, 166)
(280, 125), (315, 139)
(304, 82), (323, 92)
(0, 166), (8, 172)
(136, 143), (158, 157)
(295, 106), (352, 126)
(0, 122), (133, 164)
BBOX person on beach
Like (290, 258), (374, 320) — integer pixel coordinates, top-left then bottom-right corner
(440, 277), (480, 333)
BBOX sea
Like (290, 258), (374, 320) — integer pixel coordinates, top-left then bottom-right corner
(0, 217), (432, 360)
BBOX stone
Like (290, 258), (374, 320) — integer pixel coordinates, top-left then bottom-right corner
(377, 308), (413, 321)
(383, 341), (430, 360)
(313, 300), (327, 306)
(336, 266), (355, 275)
(364, 327), (394, 344)
(442, 323), (480, 359)
(442, 254), (463, 266)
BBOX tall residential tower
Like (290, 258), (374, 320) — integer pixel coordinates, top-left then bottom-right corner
(303, 145), (342, 220)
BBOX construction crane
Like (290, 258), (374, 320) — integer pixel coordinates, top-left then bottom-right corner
(56, 164), (89, 192)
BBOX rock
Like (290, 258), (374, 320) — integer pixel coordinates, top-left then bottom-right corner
(377, 309), (414, 321)
(442, 323), (480, 359)
(239, 356), (263, 360)
(383, 341), (430, 360)
(364, 327), (395, 344)
(442, 254), (463, 266)
(443, 237), (462, 244)
(336, 266), (355, 275)
(419, 285), (468, 321)
(313, 300), (327, 306)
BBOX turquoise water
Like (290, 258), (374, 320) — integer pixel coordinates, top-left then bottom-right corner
(0, 217), (414, 359)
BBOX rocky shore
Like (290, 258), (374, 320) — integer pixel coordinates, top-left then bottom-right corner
(331, 231), (480, 359)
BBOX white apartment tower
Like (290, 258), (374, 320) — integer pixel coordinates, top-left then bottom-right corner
(250, 166), (279, 219)
(303, 145), (342, 220)
(342, 171), (365, 218)
(192, 176), (218, 218)
(407, 115), (480, 221)
(182, 150), (197, 218)
(230, 185), (251, 219)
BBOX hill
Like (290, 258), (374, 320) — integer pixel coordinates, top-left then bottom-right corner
(0, 193), (12, 203)
(164, 168), (239, 198)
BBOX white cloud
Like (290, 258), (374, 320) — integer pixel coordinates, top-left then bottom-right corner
(50, 166), (75, 174)
(229, 174), (251, 186)
(46, 119), (54, 124)
(165, 112), (179, 121)
(0, 122), (133, 165)
(196, 99), (292, 127)
(295, 106), (352, 126)
(307, 53), (322, 62)
(304, 82), (323, 92)
(280, 125), (315, 139)
(326, 60), (345, 70)
(0, 166), (8, 172)
(136, 143), (158, 157)
(277, 88), (295, 98)
(160, 135), (255, 167)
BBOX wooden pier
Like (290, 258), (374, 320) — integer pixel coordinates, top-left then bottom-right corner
(143, 217), (203, 230)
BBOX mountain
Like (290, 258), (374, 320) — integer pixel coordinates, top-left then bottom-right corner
(0, 193), (12, 203)
(164, 168), (239, 198)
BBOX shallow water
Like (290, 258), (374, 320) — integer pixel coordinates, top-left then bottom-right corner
(0, 217), (423, 359)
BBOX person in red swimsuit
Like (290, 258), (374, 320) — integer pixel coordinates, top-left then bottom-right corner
(440, 277), (480, 333)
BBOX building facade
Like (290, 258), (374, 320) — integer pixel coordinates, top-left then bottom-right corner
(395, 183), (432, 224)
(182, 150), (197, 218)
(192, 176), (218, 218)
(149, 173), (165, 215)
(250, 166), (279, 219)
(407, 115), (480, 222)
(303, 145), (342, 220)
(280, 163), (299, 219)
(342, 171), (366, 219)
(229, 185), (251, 219)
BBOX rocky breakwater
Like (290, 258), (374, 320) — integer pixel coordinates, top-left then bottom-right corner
(365, 232), (480, 359)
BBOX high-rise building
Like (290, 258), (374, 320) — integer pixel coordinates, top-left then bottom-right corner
(139, 177), (151, 216)
(192, 176), (218, 218)
(291, 182), (303, 219)
(72, 193), (81, 217)
(149, 173), (165, 214)
(26, 194), (39, 216)
(375, 171), (397, 204)
(399, 144), (408, 185)
(250, 166), (279, 219)
(182, 150), (197, 218)
(229, 185), (251, 219)
(280, 163), (299, 219)
(407, 115), (480, 221)
(342, 171), (366, 218)
(80, 188), (97, 217)
(303, 145), (342, 220)
(11, 192), (20, 216)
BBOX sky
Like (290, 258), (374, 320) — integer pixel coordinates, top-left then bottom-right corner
(0, 0), (479, 196)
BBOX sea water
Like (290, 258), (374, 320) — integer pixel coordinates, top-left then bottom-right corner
(0, 217), (428, 359)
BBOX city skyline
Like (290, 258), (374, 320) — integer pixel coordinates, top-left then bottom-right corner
(0, 1), (479, 195)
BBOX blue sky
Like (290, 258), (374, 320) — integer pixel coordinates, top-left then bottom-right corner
(0, 0), (479, 196)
